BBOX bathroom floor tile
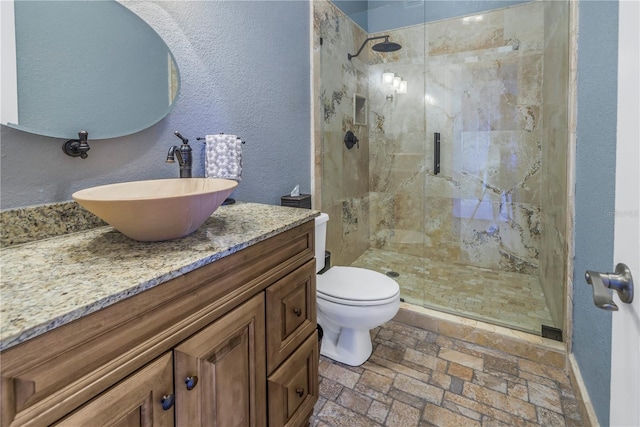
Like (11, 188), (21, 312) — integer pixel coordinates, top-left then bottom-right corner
(311, 320), (581, 427)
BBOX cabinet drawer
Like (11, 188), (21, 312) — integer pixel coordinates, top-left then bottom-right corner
(54, 352), (174, 427)
(265, 260), (316, 374)
(267, 332), (318, 427)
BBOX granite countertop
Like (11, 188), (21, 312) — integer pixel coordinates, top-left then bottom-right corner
(0, 202), (318, 351)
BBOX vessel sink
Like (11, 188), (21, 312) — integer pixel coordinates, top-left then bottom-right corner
(73, 178), (238, 241)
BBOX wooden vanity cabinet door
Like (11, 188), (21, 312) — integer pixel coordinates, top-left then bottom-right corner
(267, 331), (318, 427)
(265, 260), (316, 374)
(53, 352), (174, 427)
(173, 293), (266, 427)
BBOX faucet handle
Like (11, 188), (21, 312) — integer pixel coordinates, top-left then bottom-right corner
(174, 131), (189, 144)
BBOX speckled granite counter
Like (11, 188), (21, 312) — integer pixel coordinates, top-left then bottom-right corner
(0, 202), (318, 351)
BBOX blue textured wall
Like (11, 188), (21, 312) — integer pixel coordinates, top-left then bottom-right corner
(367, 0), (527, 33)
(332, 0), (528, 33)
(573, 1), (618, 425)
(332, 0), (368, 30)
(0, 1), (311, 209)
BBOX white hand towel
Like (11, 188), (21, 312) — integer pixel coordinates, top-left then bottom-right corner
(205, 134), (243, 182)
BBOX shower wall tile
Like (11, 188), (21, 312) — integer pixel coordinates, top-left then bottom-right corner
(312, 3), (323, 209)
(371, 148), (425, 194)
(458, 213), (503, 268)
(423, 198), (462, 261)
(342, 199), (359, 235)
(369, 191), (395, 250)
(322, 131), (345, 206)
(314, 0), (370, 267)
(325, 196), (371, 267)
(504, 2), (545, 52)
(454, 130), (542, 205)
(427, 9), (505, 56)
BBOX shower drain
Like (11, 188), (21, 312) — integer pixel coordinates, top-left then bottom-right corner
(386, 271), (400, 278)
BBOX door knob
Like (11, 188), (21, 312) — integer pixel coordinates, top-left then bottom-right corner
(585, 263), (634, 311)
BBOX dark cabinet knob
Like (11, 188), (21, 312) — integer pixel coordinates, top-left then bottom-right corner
(161, 394), (175, 410)
(185, 375), (198, 390)
(296, 387), (304, 397)
(294, 308), (302, 317)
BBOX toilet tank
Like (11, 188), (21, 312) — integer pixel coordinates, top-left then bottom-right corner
(314, 213), (329, 273)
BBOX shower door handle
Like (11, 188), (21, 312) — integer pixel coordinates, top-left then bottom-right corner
(434, 133), (440, 175)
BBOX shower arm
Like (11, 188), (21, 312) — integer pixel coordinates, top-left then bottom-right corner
(348, 36), (389, 60)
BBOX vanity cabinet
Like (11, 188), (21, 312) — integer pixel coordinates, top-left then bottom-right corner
(0, 221), (318, 427)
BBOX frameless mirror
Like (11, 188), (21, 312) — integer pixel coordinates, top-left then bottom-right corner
(1, 0), (179, 140)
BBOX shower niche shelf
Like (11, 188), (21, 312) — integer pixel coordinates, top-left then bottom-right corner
(353, 94), (367, 126)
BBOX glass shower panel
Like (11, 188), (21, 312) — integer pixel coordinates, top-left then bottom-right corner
(366, 10), (427, 307)
(422, 4), (552, 333)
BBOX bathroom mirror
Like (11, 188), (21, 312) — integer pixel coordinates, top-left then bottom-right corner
(1, 0), (179, 140)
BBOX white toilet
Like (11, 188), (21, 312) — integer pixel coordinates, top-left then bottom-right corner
(314, 213), (400, 366)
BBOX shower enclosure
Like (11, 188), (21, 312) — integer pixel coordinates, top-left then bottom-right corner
(313, 0), (570, 336)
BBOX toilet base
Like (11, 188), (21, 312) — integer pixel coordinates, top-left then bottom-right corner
(319, 327), (373, 367)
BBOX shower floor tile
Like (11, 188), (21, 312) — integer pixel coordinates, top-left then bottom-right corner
(350, 248), (555, 335)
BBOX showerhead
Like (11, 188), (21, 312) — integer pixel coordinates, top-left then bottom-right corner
(372, 37), (402, 53)
(348, 35), (402, 60)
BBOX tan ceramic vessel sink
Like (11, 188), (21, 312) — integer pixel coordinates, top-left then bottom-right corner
(73, 178), (238, 241)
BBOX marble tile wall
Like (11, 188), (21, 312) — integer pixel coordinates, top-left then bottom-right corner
(314, 0), (371, 266)
(368, 3), (548, 278)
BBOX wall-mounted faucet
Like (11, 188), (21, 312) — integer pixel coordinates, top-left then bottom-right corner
(166, 131), (192, 178)
(62, 130), (90, 159)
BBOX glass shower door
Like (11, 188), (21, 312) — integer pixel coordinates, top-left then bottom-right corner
(421, 4), (555, 334)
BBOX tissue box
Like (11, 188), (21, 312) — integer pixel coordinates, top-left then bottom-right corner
(280, 194), (311, 209)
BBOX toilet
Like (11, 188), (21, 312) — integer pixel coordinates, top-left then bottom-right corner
(314, 213), (400, 366)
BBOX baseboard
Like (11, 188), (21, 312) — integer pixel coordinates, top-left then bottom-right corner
(568, 353), (600, 427)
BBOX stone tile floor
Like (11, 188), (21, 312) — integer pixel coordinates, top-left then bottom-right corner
(350, 248), (554, 335)
(310, 320), (581, 426)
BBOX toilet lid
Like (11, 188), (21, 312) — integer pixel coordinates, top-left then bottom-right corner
(316, 266), (400, 303)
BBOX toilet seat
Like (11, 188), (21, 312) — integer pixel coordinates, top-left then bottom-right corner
(316, 266), (400, 306)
